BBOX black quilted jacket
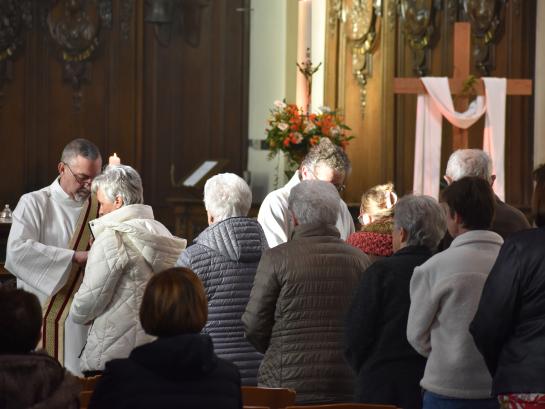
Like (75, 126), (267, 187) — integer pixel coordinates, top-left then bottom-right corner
(176, 217), (267, 386)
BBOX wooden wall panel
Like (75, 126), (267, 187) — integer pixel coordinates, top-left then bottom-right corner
(329, 0), (536, 208)
(0, 0), (250, 232)
(393, 0), (536, 205)
(142, 0), (250, 228)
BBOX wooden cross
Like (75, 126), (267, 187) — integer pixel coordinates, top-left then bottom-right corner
(393, 22), (532, 150)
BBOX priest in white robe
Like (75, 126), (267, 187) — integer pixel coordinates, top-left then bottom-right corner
(6, 138), (102, 376)
(258, 139), (355, 247)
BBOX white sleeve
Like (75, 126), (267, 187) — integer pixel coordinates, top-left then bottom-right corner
(257, 192), (291, 248)
(5, 195), (74, 299)
(337, 199), (356, 240)
(407, 265), (437, 357)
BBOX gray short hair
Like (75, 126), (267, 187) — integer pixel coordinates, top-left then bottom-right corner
(301, 138), (351, 175)
(288, 180), (339, 225)
(204, 173), (252, 222)
(60, 138), (101, 164)
(393, 195), (446, 250)
(445, 149), (493, 183)
(92, 165), (144, 205)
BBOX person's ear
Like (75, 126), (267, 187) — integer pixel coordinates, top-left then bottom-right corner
(113, 195), (124, 210)
(58, 162), (64, 176)
(300, 165), (310, 180)
(453, 211), (463, 226)
(207, 212), (214, 226)
(490, 174), (496, 187)
(291, 211), (299, 227)
(400, 227), (409, 244)
(444, 175), (453, 185)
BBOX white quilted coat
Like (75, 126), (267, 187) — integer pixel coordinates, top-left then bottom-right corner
(70, 204), (187, 372)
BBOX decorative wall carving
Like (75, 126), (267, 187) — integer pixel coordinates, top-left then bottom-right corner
(47, 0), (111, 110)
(464, 0), (505, 74)
(399, 0), (437, 75)
(0, 0), (32, 100)
(121, 0), (135, 40)
(328, 0), (343, 35)
(98, 0), (113, 29)
(345, 0), (381, 117)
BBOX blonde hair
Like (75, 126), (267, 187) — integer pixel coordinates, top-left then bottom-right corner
(360, 182), (397, 221)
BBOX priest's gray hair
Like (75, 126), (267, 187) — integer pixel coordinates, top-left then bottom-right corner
(394, 195), (446, 250)
(60, 138), (101, 164)
(288, 180), (339, 226)
(204, 173), (252, 222)
(445, 149), (493, 183)
(92, 165), (144, 205)
(301, 138), (351, 175)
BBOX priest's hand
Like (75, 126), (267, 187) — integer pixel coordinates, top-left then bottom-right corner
(73, 251), (89, 266)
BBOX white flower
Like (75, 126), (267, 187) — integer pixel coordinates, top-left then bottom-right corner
(330, 126), (341, 136)
(304, 122), (317, 133)
(318, 106), (332, 113)
(277, 122), (289, 131)
(274, 100), (287, 109)
(292, 132), (303, 144)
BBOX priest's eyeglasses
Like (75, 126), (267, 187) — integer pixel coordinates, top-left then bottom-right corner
(307, 168), (346, 193)
(63, 162), (93, 185)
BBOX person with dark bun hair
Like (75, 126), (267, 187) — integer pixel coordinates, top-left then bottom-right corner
(0, 288), (80, 408)
(89, 267), (242, 409)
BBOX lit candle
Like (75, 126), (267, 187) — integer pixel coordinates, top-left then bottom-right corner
(109, 152), (121, 165)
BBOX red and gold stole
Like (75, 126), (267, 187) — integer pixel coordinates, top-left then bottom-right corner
(42, 194), (99, 365)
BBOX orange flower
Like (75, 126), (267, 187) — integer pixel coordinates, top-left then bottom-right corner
(310, 136), (320, 146)
(283, 137), (291, 147)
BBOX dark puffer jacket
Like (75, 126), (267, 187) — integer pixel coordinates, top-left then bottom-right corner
(0, 351), (80, 409)
(242, 223), (372, 403)
(89, 334), (242, 409)
(470, 227), (545, 396)
(177, 217), (267, 385)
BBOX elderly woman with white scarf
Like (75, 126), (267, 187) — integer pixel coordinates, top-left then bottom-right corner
(70, 165), (186, 376)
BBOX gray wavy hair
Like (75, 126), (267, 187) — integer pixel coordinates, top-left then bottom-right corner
(393, 195), (446, 250)
(92, 165), (144, 205)
(445, 149), (493, 183)
(204, 173), (252, 222)
(301, 138), (351, 175)
(288, 180), (339, 225)
(60, 138), (101, 164)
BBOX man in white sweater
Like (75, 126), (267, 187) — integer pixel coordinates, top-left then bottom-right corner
(407, 177), (503, 409)
(258, 139), (355, 248)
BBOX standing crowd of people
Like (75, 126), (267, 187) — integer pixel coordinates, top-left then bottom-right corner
(0, 138), (544, 409)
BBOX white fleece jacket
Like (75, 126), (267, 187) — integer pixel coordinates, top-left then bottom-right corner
(407, 230), (503, 399)
(70, 204), (186, 372)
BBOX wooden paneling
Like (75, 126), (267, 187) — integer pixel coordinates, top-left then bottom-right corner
(394, 0), (536, 205)
(328, 0), (536, 208)
(142, 0), (250, 227)
(0, 0), (250, 232)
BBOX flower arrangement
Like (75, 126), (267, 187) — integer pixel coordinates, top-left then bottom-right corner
(265, 100), (354, 167)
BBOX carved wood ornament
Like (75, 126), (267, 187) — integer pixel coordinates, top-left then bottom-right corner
(47, 0), (112, 110)
(0, 0), (31, 106)
(399, 0), (438, 76)
(464, 0), (505, 75)
(328, 0), (382, 118)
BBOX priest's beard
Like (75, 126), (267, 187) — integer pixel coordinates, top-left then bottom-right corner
(74, 188), (91, 202)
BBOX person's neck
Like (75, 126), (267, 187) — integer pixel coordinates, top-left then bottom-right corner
(452, 226), (470, 238)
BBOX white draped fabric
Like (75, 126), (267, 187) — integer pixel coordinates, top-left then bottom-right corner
(414, 77), (507, 199)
